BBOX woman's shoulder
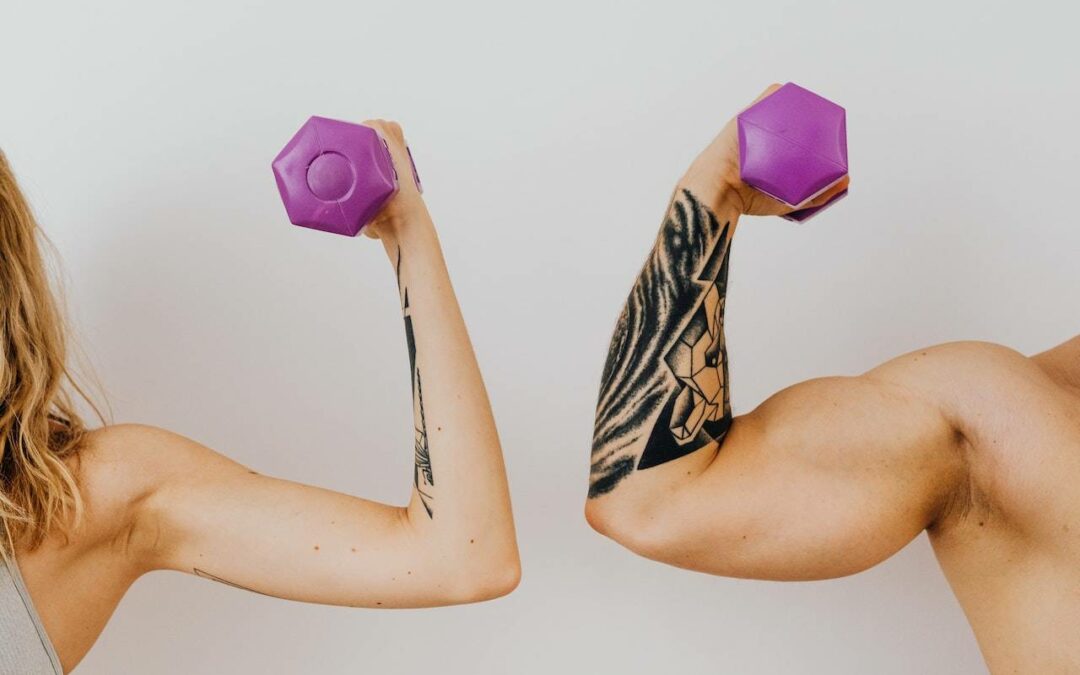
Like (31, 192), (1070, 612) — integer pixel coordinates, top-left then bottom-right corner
(68, 424), (189, 549)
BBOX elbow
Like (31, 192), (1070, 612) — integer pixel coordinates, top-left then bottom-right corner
(402, 505), (521, 605)
(443, 551), (521, 604)
(456, 523), (523, 603)
(586, 452), (681, 560)
(584, 496), (674, 562)
(584, 499), (615, 538)
(472, 555), (522, 601)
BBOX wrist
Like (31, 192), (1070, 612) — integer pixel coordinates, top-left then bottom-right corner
(677, 166), (744, 221)
(375, 209), (439, 259)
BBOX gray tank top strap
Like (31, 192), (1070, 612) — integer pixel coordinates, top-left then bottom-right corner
(0, 555), (63, 674)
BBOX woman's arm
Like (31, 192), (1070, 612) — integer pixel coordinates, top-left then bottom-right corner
(122, 120), (519, 607)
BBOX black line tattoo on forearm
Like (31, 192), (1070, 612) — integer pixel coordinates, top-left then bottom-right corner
(397, 249), (434, 518)
(590, 189), (733, 497)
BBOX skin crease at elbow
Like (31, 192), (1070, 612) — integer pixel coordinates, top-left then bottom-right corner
(0, 79), (1078, 675)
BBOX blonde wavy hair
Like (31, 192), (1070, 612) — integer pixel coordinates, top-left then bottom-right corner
(0, 149), (101, 555)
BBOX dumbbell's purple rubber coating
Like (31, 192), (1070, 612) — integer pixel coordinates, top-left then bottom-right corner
(737, 83), (848, 223)
(272, 116), (399, 236)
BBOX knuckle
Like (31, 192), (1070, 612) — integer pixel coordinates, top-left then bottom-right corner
(361, 119), (405, 144)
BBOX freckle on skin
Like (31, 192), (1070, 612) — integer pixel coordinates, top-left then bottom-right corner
(351, 547), (357, 553)
(314, 545), (320, 551)
(978, 522), (984, 527)
(377, 602), (382, 606)
(469, 539), (475, 544)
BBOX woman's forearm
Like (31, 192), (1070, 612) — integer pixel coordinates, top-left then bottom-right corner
(378, 207), (518, 574)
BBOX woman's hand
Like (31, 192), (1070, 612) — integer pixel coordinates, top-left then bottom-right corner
(360, 119), (427, 241)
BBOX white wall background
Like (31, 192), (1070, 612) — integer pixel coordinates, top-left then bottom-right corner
(3, 0), (1078, 672)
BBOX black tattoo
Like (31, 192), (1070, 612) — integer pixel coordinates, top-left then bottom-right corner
(590, 190), (733, 497)
(194, 568), (273, 597)
(398, 249), (434, 518)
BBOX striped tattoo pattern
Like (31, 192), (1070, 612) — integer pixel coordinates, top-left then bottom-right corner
(590, 189), (734, 497)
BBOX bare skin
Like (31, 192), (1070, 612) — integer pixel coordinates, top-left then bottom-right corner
(586, 85), (1080, 673)
(14, 120), (520, 673)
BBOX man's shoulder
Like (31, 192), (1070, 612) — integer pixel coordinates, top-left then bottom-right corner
(866, 340), (1034, 407)
(900, 339), (1079, 413)
(864, 339), (1080, 453)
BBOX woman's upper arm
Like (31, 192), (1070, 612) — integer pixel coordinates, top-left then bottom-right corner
(114, 425), (509, 607)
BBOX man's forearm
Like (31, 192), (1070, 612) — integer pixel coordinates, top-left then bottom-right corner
(590, 187), (739, 497)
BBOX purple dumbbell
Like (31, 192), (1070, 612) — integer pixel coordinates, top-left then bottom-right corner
(737, 83), (848, 222)
(272, 116), (421, 236)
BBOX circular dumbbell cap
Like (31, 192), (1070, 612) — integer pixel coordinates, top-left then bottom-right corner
(306, 151), (355, 201)
(272, 116), (398, 236)
(737, 83), (848, 221)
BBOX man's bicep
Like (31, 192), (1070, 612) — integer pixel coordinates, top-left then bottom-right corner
(652, 376), (963, 579)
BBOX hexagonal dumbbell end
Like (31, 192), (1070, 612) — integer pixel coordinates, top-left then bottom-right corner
(737, 83), (848, 223)
(272, 116), (398, 236)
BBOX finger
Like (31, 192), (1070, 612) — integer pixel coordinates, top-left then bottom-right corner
(737, 83), (784, 115)
(360, 118), (384, 133)
(361, 119), (404, 145)
(751, 83), (783, 105)
(805, 176), (850, 208)
(382, 120), (404, 142)
(366, 120), (420, 196)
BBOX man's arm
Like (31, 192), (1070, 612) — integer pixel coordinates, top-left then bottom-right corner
(591, 187), (736, 497)
(121, 120), (519, 607)
(586, 87), (964, 580)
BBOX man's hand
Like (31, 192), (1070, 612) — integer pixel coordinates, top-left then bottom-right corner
(681, 84), (851, 218)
